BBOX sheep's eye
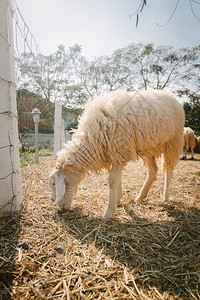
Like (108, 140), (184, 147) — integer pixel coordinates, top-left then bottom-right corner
(52, 182), (55, 186)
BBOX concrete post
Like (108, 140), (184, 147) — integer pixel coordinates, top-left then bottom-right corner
(61, 119), (66, 145)
(0, 0), (22, 215)
(53, 101), (62, 159)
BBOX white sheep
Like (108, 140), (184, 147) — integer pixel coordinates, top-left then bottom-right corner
(49, 89), (185, 218)
(182, 127), (197, 159)
(195, 136), (200, 153)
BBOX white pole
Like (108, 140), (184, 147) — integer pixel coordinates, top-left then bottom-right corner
(0, 0), (22, 215)
(32, 108), (41, 164)
(53, 101), (62, 159)
(61, 119), (66, 145)
(35, 121), (39, 164)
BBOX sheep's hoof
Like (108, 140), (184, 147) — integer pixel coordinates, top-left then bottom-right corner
(135, 197), (142, 204)
(58, 209), (70, 215)
(163, 196), (169, 202)
(105, 210), (114, 219)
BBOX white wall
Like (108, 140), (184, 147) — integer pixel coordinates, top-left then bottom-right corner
(20, 133), (54, 147)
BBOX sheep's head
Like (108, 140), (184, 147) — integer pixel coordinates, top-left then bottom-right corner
(49, 168), (79, 211)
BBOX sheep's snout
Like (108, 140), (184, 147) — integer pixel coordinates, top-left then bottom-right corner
(49, 170), (57, 201)
(49, 170), (66, 202)
(49, 169), (74, 211)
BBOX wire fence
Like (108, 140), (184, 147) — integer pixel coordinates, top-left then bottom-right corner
(0, 0), (50, 214)
(12, 0), (55, 142)
(13, 0), (41, 56)
(0, 1), (74, 214)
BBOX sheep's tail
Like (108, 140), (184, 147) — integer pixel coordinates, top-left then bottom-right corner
(161, 132), (183, 172)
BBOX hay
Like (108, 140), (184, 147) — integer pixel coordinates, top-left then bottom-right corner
(0, 155), (200, 299)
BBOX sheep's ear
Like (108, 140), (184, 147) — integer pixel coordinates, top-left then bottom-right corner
(55, 172), (66, 203)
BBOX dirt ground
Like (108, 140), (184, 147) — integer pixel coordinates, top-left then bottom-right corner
(0, 154), (200, 299)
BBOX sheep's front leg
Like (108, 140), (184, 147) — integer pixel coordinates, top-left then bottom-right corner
(191, 147), (194, 160)
(105, 165), (122, 218)
(135, 156), (158, 204)
(163, 168), (173, 201)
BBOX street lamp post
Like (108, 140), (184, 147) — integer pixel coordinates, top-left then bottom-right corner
(31, 108), (41, 164)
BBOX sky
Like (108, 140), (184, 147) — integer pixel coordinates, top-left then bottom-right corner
(15, 0), (200, 59)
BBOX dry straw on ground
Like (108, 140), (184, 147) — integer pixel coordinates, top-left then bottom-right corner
(0, 154), (200, 299)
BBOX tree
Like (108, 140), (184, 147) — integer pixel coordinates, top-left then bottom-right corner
(99, 50), (133, 91)
(60, 44), (92, 106)
(17, 45), (71, 115)
(119, 43), (200, 91)
(17, 42), (200, 122)
(178, 89), (200, 136)
(70, 43), (200, 95)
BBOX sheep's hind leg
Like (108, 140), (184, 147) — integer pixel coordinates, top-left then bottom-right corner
(184, 148), (187, 159)
(105, 165), (122, 218)
(163, 168), (173, 202)
(191, 147), (194, 160)
(181, 148), (186, 160)
(116, 178), (122, 205)
(135, 156), (158, 204)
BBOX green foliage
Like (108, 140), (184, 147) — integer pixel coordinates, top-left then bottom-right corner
(183, 95), (200, 136)
(178, 89), (200, 135)
(20, 151), (35, 167)
(20, 147), (53, 167)
(39, 148), (53, 157)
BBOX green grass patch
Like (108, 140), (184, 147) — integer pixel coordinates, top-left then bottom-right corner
(20, 147), (53, 167)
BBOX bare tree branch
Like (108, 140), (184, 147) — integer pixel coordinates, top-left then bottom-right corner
(129, 0), (147, 27)
(157, 0), (180, 27)
(130, 0), (200, 28)
(189, 0), (200, 21)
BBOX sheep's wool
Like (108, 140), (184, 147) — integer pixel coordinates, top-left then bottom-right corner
(183, 127), (196, 150)
(57, 89), (185, 174)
